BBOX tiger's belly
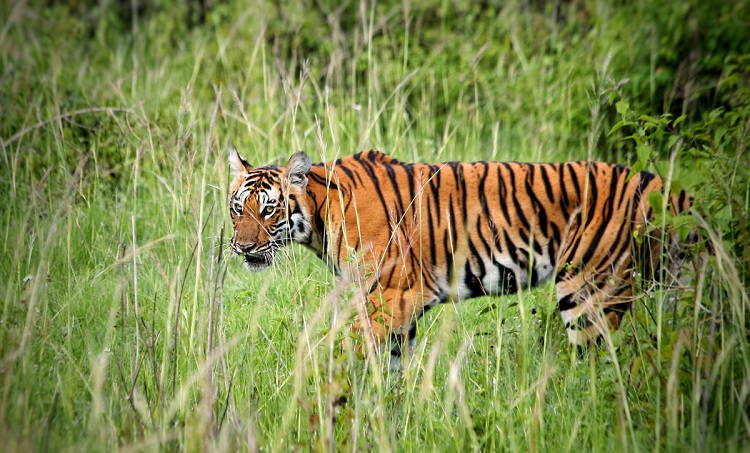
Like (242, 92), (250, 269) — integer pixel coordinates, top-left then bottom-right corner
(447, 248), (556, 301)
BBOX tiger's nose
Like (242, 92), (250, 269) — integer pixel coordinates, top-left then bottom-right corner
(231, 239), (254, 254)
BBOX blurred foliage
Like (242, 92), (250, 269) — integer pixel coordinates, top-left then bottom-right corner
(1, 0), (749, 450)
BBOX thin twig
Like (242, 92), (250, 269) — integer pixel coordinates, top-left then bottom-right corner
(218, 369), (236, 431)
(257, 323), (288, 372)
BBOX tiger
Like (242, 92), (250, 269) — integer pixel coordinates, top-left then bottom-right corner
(228, 148), (693, 363)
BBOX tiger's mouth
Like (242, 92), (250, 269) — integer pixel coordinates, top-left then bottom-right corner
(242, 252), (274, 271)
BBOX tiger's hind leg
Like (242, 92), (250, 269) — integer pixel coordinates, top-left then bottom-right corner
(555, 267), (634, 346)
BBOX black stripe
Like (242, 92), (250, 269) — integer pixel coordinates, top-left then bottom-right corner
(614, 165), (629, 211)
(584, 164), (598, 226)
(557, 163), (571, 220)
(505, 163), (531, 231)
(404, 164), (416, 210)
(355, 157), (393, 238)
(448, 194), (459, 255)
(497, 166), (511, 225)
(430, 165), (442, 226)
(477, 162), (490, 213)
(444, 234), (454, 281)
(558, 293), (577, 311)
(338, 164), (358, 187)
(678, 189), (687, 212)
(549, 221), (561, 249)
(463, 260), (484, 298)
(567, 163), (582, 202)
(580, 167), (619, 266)
(457, 164), (468, 225)
(468, 239), (487, 280)
(426, 195), (437, 266)
(503, 230), (519, 265)
(308, 171), (340, 191)
(525, 165), (549, 237)
(630, 171), (655, 225)
(384, 162), (406, 216)
(539, 164), (555, 204)
(560, 210), (584, 273)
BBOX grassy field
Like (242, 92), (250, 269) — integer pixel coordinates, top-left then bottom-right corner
(2, 0), (749, 451)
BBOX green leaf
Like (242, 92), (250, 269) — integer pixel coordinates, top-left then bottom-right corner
(673, 114), (687, 128)
(608, 120), (626, 137)
(678, 223), (694, 241)
(628, 161), (642, 180)
(714, 126), (727, 144)
(616, 100), (629, 115)
(672, 213), (697, 232)
(625, 133), (641, 145)
(709, 108), (724, 121)
(649, 190), (664, 213)
(669, 179), (682, 195)
(636, 143), (651, 167)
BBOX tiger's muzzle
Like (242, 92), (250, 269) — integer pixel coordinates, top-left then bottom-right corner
(241, 252), (274, 271)
(231, 241), (275, 271)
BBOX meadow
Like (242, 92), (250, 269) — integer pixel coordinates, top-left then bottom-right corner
(1, 0), (749, 451)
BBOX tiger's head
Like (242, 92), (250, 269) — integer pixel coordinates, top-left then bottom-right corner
(228, 149), (313, 271)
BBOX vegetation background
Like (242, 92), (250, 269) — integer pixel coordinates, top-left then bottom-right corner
(1, 0), (749, 451)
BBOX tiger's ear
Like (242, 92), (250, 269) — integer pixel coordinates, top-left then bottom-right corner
(284, 151), (312, 189)
(229, 148), (253, 177)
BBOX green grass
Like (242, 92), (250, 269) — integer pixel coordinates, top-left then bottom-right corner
(1, 0), (749, 451)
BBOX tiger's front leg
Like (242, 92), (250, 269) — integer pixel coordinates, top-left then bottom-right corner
(348, 287), (433, 370)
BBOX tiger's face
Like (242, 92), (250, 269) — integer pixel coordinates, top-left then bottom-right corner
(228, 149), (313, 271)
